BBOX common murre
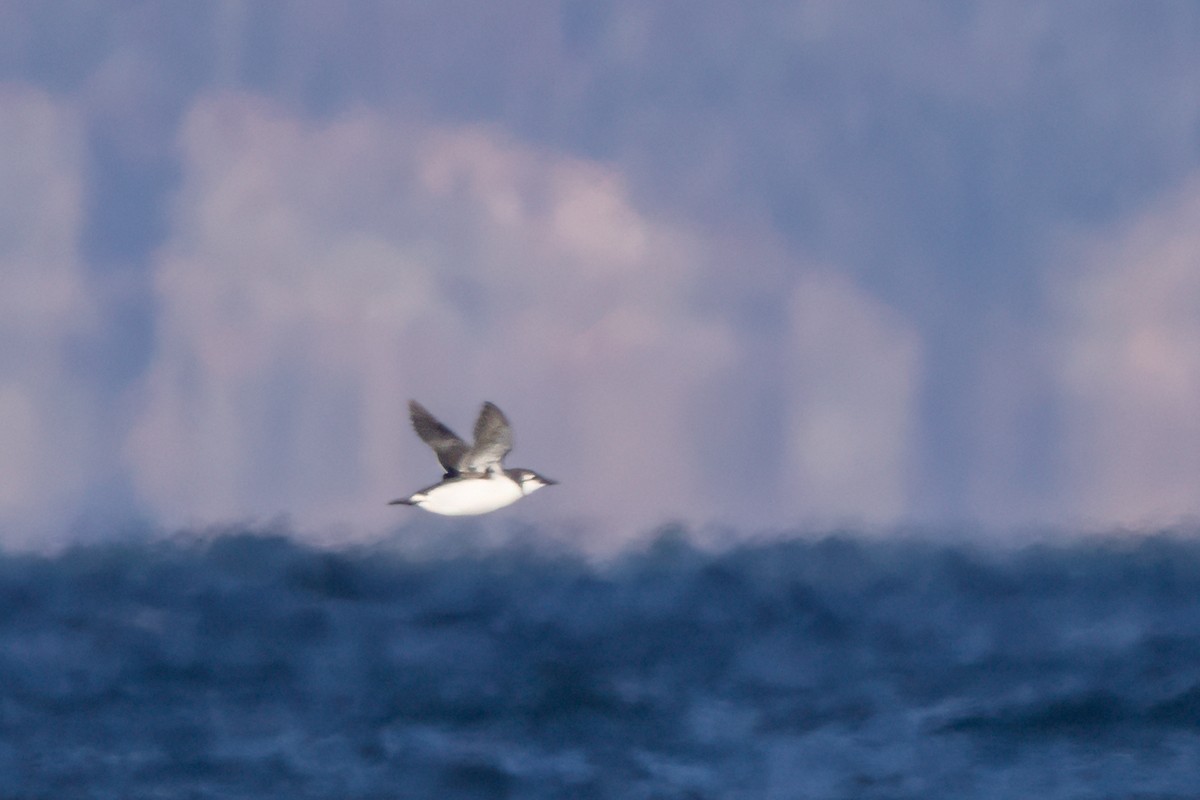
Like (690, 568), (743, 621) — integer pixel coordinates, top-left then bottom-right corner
(389, 400), (556, 515)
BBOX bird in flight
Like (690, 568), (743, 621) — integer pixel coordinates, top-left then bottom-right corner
(389, 400), (556, 515)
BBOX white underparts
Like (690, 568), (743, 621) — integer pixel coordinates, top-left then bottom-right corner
(412, 473), (525, 516)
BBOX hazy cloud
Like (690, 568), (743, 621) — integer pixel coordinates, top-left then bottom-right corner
(6, 3), (1200, 543)
(784, 271), (922, 525)
(124, 94), (924, 546)
(0, 85), (98, 544)
(127, 95), (739, 541)
(1053, 178), (1200, 526)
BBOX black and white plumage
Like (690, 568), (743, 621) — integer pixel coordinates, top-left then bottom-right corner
(389, 400), (555, 515)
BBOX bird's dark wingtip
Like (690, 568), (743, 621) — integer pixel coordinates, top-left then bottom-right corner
(388, 498), (416, 506)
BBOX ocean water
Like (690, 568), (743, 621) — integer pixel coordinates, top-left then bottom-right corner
(2, 528), (1200, 798)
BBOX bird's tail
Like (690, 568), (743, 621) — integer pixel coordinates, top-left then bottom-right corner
(387, 497), (416, 506)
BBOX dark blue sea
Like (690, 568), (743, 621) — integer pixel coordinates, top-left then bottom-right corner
(3, 526), (1200, 798)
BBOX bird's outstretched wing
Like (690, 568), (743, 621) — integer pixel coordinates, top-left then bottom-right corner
(462, 401), (513, 473)
(409, 400), (468, 476)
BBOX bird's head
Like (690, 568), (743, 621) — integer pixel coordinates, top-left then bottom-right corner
(514, 469), (557, 495)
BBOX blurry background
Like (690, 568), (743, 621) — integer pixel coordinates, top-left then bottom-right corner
(7, 6), (1200, 795)
(4, 1), (1200, 548)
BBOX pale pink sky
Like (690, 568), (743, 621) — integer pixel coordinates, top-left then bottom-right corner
(3, 3), (1200, 549)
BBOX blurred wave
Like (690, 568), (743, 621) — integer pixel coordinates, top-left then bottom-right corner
(3, 528), (1200, 797)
